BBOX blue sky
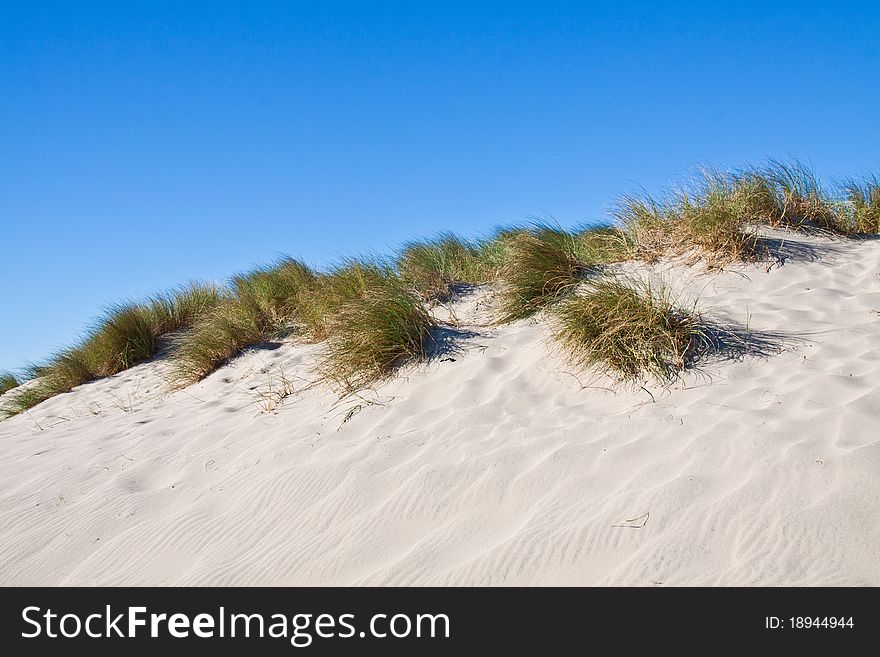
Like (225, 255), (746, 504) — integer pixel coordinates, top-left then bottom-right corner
(1, 2), (878, 372)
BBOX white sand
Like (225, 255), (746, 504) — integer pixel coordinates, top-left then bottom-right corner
(1, 229), (879, 586)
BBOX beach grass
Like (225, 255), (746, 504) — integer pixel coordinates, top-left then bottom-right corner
(1, 283), (222, 416)
(763, 159), (842, 231)
(317, 266), (435, 391)
(497, 225), (591, 321)
(86, 305), (159, 377)
(615, 172), (763, 265)
(573, 225), (633, 265)
(553, 277), (712, 381)
(2, 348), (97, 417)
(728, 168), (784, 224)
(169, 260), (314, 384)
(144, 283), (223, 336)
(299, 259), (395, 339)
(4, 158), (880, 417)
(398, 233), (495, 299)
(171, 258), (435, 390)
(0, 372), (19, 395)
(840, 177), (880, 234)
(677, 175), (764, 263)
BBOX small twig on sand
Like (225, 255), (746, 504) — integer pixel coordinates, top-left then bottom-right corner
(613, 512), (650, 528)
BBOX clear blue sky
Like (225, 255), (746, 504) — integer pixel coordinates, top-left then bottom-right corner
(2, 2), (878, 373)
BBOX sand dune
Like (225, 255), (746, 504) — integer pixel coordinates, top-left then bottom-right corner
(1, 229), (879, 586)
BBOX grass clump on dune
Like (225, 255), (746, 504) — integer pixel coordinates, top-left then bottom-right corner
(85, 305), (158, 376)
(840, 177), (880, 234)
(614, 160), (880, 261)
(145, 283), (223, 336)
(616, 172), (763, 265)
(230, 258), (315, 325)
(1, 283), (221, 417)
(170, 259), (314, 384)
(299, 259), (394, 339)
(497, 225), (592, 322)
(744, 160), (880, 235)
(728, 169), (783, 224)
(3, 348), (97, 417)
(678, 177), (764, 263)
(613, 193), (673, 261)
(573, 225), (633, 264)
(80, 282), (224, 379)
(171, 256), (434, 391)
(553, 277), (712, 382)
(316, 264), (435, 391)
(398, 233), (496, 299)
(0, 372), (19, 395)
(763, 159), (840, 231)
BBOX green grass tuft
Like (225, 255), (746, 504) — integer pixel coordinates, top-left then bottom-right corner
(763, 159), (841, 231)
(553, 277), (712, 381)
(1, 347), (97, 418)
(145, 283), (223, 335)
(613, 192), (678, 261)
(87, 305), (159, 377)
(497, 225), (591, 322)
(616, 161), (880, 248)
(728, 169), (784, 224)
(398, 233), (495, 299)
(231, 259), (314, 325)
(298, 259), (395, 339)
(615, 171), (763, 264)
(2, 283), (222, 416)
(573, 225), (634, 265)
(170, 259), (314, 384)
(840, 177), (880, 234)
(678, 176), (764, 263)
(2, 384), (57, 418)
(0, 372), (19, 395)
(317, 268), (435, 391)
(89, 282), (223, 378)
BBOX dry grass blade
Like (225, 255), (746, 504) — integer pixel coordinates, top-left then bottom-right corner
(253, 370), (296, 412)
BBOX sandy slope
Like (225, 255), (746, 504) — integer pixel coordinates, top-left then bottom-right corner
(1, 229), (879, 586)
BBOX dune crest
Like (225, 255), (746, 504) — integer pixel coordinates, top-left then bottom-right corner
(1, 229), (879, 586)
